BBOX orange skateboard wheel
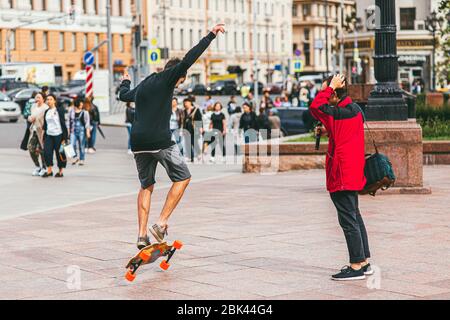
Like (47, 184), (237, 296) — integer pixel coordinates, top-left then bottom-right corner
(160, 260), (170, 270)
(125, 270), (136, 282)
(173, 240), (183, 250)
(139, 250), (151, 262)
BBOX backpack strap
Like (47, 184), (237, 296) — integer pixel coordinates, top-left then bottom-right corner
(355, 104), (379, 154)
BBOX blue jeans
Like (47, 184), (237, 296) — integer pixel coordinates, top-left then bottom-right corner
(126, 123), (132, 150)
(88, 121), (98, 149)
(71, 124), (86, 161)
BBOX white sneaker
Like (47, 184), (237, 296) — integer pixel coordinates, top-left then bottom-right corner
(32, 167), (41, 176)
(88, 148), (96, 154)
(39, 168), (47, 176)
(209, 157), (215, 163)
(127, 149), (133, 155)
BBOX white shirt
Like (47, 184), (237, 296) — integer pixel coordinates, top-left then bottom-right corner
(45, 108), (63, 136)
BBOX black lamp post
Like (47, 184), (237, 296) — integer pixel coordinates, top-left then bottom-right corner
(426, 11), (444, 92)
(366, 0), (408, 121)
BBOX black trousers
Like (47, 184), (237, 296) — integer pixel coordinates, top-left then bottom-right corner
(210, 132), (226, 158)
(330, 191), (371, 264)
(44, 134), (66, 169)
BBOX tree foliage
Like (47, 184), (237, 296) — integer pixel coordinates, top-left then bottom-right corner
(438, 0), (450, 86)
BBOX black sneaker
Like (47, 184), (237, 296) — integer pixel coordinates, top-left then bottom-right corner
(41, 171), (53, 178)
(331, 266), (366, 281)
(362, 263), (374, 275)
(137, 236), (151, 250)
(149, 224), (168, 243)
(55, 172), (64, 178)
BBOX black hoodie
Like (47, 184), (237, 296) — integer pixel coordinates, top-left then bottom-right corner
(119, 32), (216, 151)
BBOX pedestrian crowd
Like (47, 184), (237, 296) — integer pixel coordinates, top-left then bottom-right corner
(20, 86), (100, 178)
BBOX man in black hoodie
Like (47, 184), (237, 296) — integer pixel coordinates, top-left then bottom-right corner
(119, 24), (225, 249)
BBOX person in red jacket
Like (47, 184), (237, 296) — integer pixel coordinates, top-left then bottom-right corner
(310, 74), (373, 281)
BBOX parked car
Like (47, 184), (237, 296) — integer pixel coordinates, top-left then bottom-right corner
(207, 80), (239, 95)
(60, 85), (85, 102)
(9, 88), (37, 111)
(277, 107), (314, 136)
(0, 92), (21, 122)
(0, 79), (38, 92)
(181, 83), (208, 96)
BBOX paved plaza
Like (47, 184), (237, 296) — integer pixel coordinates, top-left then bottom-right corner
(0, 147), (450, 300)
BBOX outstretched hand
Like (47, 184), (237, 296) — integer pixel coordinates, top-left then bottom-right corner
(121, 70), (131, 82)
(329, 74), (346, 91)
(211, 24), (226, 36)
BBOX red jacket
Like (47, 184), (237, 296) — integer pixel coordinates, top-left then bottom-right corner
(310, 87), (366, 193)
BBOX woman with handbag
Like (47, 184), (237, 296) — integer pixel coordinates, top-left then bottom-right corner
(27, 92), (49, 176)
(42, 94), (68, 178)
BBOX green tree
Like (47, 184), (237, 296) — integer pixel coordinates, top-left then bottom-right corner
(437, 0), (450, 87)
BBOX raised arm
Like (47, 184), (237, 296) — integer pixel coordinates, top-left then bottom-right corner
(310, 74), (346, 128)
(118, 71), (138, 103)
(164, 24), (225, 85)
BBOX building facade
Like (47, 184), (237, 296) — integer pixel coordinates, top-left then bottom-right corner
(0, 0), (133, 82)
(292, 0), (356, 76)
(142, 0), (293, 85)
(344, 0), (441, 91)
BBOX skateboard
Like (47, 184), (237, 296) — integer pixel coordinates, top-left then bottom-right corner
(125, 240), (183, 282)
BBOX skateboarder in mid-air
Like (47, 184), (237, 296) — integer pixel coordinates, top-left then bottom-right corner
(119, 24), (226, 249)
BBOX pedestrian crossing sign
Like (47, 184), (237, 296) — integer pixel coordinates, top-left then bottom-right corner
(293, 59), (303, 73)
(148, 49), (161, 65)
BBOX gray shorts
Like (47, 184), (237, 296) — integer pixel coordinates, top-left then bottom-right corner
(134, 145), (191, 189)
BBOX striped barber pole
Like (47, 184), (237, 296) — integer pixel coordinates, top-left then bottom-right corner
(85, 66), (94, 97)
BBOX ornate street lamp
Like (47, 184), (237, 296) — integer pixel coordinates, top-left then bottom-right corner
(426, 11), (444, 91)
(366, 0), (408, 121)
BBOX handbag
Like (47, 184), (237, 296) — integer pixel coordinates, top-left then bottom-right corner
(357, 106), (396, 196)
(62, 142), (76, 159)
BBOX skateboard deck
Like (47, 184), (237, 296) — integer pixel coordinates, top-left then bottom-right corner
(125, 240), (183, 282)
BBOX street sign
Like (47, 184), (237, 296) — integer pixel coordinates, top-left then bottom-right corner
(83, 51), (95, 66)
(148, 49), (161, 65)
(151, 38), (158, 47)
(295, 49), (301, 57)
(293, 60), (304, 73)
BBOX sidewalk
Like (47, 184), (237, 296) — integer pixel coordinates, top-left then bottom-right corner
(1, 165), (450, 299)
(101, 112), (126, 127)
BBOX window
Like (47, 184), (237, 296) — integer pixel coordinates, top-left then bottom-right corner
(303, 4), (311, 17)
(304, 28), (310, 41)
(189, 29), (193, 47)
(292, 4), (297, 17)
(30, 31), (36, 50)
(95, 34), (99, 46)
(170, 28), (174, 49)
(71, 33), (76, 51)
(234, 31), (237, 51)
(83, 33), (88, 51)
(400, 8), (415, 30)
(119, 35), (124, 52)
(180, 29), (184, 50)
(94, 0), (98, 14)
(43, 31), (48, 50)
(242, 32), (245, 51)
(42, 0), (46, 10)
(0, 31), (2, 50)
(304, 43), (311, 66)
(118, 0), (123, 16)
(59, 32), (65, 51)
(59, 0), (64, 12)
(82, 0), (87, 13)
